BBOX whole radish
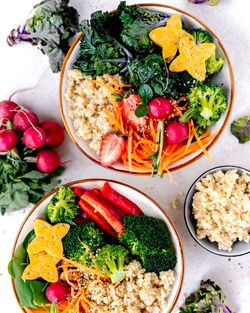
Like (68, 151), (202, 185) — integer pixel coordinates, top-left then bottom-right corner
(0, 129), (18, 152)
(23, 126), (46, 149)
(41, 120), (64, 147)
(165, 121), (189, 144)
(13, 109), (39, 132)
(0, 100), (19, 120)
(36, 149), (61, 173)
(148, 97), (173, 120)
(46, 282), (68, 304)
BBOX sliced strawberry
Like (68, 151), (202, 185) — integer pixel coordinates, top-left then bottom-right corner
(99, 133), (126, 167)
(120, 94), (147, 130)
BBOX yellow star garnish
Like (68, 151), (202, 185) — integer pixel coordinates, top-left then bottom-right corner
(149, 14), (184, 62)
(27, 219), (70, 258)
(22, 219), (70, 283)
(169, 32), (216, 81)
(22, 251), (59, 283)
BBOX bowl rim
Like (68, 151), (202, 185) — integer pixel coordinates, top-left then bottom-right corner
(11, 178), (185, 313)
(184, 165), (250, 257)
(59, 3), (235, 175)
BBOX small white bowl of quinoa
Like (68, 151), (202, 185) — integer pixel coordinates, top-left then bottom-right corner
(184, 165), (250, 257)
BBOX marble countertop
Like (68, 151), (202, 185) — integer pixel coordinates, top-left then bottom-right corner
(0, 0), (249, 312)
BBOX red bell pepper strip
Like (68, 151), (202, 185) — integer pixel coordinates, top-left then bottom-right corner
(82, 191), (125, 234)
(87, 190), (123, 221)
(73, 186), (85, 198)
(101, 182), (143, 215)
(78, 198), (117, 237)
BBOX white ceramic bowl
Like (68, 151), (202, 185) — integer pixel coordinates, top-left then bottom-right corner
(11, 179), (184, 313)
(184, 165), (250, 257)
(59, 4), (234, 175)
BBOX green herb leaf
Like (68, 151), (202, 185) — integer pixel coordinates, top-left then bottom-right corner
(8, 243), (27, 278)
(135, 104), (149, 118)
(231, 116), (250, 144)
(20, 171), (50, 180)
(138, 84), (153, 105)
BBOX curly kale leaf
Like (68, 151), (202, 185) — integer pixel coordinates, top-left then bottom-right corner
(7, 0), (79, 72)
(231, 116), (250, 144)
(115, 1), (168, 53)
(179, 280), (232, 313)
(74, 14), (131, 77)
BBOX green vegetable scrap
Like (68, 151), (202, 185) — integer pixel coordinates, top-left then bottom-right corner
(8, 231), (48, 309)
(7, 0), (79, 72)
(180, 83), (227, 134)
(231, 116), (250, 143)
(191, 29), (213, 44)
(0, 149), (63, 215)
(179, 280), (232, 313)
(96, 244), (129, 283)
(47, 185), (78, 224)
(120, 215), (177, 273)
(115, 1), (167, 52)
(63, 222), (105, 266)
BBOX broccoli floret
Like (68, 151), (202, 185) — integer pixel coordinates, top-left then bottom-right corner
(120, 215), (177, 273)
(180, 83), (227, 134)
(191, 28), (213, 44)
(96, 244), (129, 283)
(47, 186), (78, 224)
(63, 222), (105, 266)
(206, 52), (224, 75)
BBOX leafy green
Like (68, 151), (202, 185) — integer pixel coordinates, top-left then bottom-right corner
(8, 231), (49, 309)
(74, 15), (130, 78)
(179, 280), (232, 313)
(7, 0), (79, 72)
(115, 1), (167, 53)
(47, 185), (78, 224)
(125, 54), (169, 96)
(135, 105), (149, 118)
(231, 116), (250, 143)
(138, 84), (153, 105)
(149, 120), (165, 176)
(180, 83), (228, 134)
(0, 148), (63, 215)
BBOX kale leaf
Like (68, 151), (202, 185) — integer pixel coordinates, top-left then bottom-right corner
(74, 13), (131, 78)
(115, 1), (168, 53)
(7, 0), (79, 72)
(231, 116), (250, 143)
(179, 280), (232, 313)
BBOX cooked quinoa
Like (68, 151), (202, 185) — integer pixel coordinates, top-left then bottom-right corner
(65, 69), (122, 152)
(87, 260), (175, 313)
(192, 169), (250, 251)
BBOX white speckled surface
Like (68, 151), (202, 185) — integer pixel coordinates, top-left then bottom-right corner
(0, 0), (249, 312)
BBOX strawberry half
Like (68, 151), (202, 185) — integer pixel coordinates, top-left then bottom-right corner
(120, 94), (147, 130)
(99, 133), (126, 167)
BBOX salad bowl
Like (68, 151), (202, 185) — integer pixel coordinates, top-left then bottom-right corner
(59, 3), (234, 175)
(11, 179), (184, 313)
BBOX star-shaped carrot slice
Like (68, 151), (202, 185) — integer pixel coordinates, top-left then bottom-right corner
(149, 14), (184, 62)
(27, 219), (70, 259)
(22, 251), (59, 283)
(169, 32), (216, 81)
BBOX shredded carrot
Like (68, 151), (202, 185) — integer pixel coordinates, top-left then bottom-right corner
(127, 127), (133, 172)
(190, 120), (211, 160)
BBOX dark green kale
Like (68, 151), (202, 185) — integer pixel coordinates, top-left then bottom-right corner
(179, 280), (232, 313)
(74, 14), (131, 78)
(231, 116), (250, 143)
(115, 1), (168, 53)
(120, 215), (177, 273)
(7, 0), (79, 72)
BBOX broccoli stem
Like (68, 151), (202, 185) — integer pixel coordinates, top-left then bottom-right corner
(200, 97), (213, 119)
(180, 107), (197, 123)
